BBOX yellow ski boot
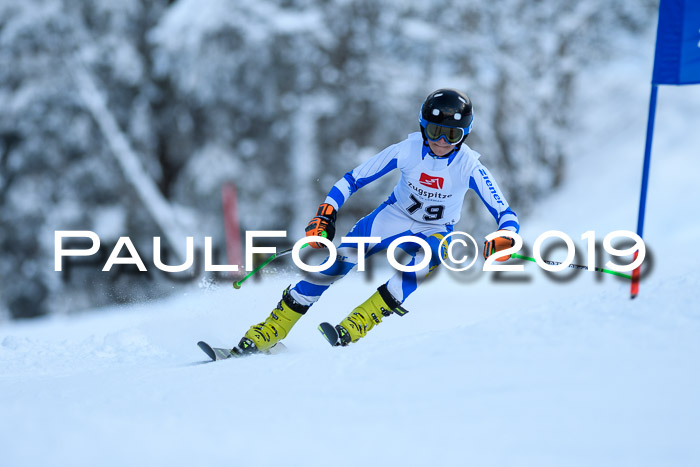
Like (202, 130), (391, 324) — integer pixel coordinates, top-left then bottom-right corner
(237, 287), (309, 354)
(320, 284), (407, 346)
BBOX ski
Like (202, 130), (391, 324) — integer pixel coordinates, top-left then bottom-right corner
(197, 341), (287, 362)
(197, 341), (238, 361)
(318, 322), (340, 346)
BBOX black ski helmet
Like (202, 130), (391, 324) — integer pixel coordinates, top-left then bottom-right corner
(419, 88), (474, 146)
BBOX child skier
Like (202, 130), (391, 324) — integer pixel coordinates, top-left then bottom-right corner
(235, 88), (519, 353)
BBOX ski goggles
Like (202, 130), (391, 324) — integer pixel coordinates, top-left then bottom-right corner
(420, 116), (473, 144)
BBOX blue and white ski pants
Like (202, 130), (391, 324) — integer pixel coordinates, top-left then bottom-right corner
(289, 201), (452, 307)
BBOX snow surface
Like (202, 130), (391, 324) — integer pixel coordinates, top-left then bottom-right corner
(2, 33), (700, 467)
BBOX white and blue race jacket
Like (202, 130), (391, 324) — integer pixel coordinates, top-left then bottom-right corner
(324, 132), (519, 232)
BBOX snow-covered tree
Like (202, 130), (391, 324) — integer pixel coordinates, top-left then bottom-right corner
(0, 0), (657, 318)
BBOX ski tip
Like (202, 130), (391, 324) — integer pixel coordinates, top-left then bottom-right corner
(318, 322), (339, 347)
(197, 341), (217, 361)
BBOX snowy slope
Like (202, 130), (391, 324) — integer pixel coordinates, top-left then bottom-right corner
(2, 35), (700, 467)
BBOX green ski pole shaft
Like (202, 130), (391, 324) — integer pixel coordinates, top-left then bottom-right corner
(233, 231), (327, 289)
(232, 248), (292, 289)
(510, 253), (632, 280)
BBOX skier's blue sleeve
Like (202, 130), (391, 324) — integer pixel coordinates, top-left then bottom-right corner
(324, 143), (400, 210)
(468, 163), (520, 233)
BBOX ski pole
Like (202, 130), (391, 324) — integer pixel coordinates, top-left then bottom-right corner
(233, 232), (327, 289)
(510, 253), (632, 280)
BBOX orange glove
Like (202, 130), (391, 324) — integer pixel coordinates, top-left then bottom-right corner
(483, 230), (515, 262)
(305, 203), (337, 248)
